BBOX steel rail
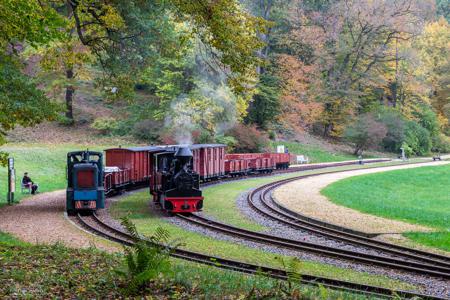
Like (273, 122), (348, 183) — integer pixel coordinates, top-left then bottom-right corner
(243, 172), (450, 268)
(75, 213), (447, 300)
(175, 213), (450, 279)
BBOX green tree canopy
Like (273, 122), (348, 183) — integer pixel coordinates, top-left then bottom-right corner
(0, 0), (63, 164)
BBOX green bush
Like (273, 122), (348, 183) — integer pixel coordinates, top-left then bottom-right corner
(343, 113), (387, 155)
(195, 130), (214, 144)
(404, 121), (431, 156)
(90, 117), (119, 134)
(401, 142), (414, 157)
(377, 108), (406, 152)
(415, 106), (439, 138)
(118, 217), (180, 294)
(215, 134), (237, 152)
(132, 119), (163, 142)
(58, 115), (75, 126)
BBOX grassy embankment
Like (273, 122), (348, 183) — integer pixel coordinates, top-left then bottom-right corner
(272, 141), (357, 163)
(322, 165), (450, 252)
(1, 228), (377, 299)
(110, 164), (417, 291)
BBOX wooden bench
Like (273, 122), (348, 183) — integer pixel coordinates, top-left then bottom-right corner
(433, 154), (442, 161)
(296, 155), (309, 164)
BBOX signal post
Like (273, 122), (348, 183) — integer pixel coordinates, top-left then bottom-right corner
(7, 158), (15, 205)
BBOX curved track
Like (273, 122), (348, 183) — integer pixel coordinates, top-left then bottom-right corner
(75, 213), (446, 300)
(176, 213), (450, 279)
(245, 173), (450, 267)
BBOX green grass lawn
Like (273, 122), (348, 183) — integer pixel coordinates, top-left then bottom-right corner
(0, 143), (117, 206)
(322, 165), (450, 252)
(110, 190), (414, 291)
(272, 141), (357, 163)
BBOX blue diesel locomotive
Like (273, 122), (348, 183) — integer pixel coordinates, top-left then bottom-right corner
(66, 150), (105, 214)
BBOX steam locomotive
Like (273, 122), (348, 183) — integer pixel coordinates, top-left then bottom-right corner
(152, 146), (203, 212)
(66, 144), (291, 214)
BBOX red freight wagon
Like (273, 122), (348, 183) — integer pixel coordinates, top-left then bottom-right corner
(225, 153), (260, 160)
(261, 153), (290, 169)
(104, 146), (160, 183)
(191, 144), (226, 180)
(104, 167), (131, 193)
(225, 158), (248, 175)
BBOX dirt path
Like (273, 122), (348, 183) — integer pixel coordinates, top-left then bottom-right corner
(0, 190), (119, 252)
(273, 161), (450, 235)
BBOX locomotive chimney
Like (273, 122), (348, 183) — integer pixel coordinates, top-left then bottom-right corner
(174, 147), (193, 166)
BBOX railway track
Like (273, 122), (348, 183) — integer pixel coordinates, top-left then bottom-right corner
(176, 213), (450, 279)
(246, 173), (450, 268)
(75, 213), (447, 300)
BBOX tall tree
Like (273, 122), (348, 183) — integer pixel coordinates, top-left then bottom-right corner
(68, 0), (266, 100)
(416, 18), (450, 129)
(0, 0), (62, 163)
(288, 0), (432, 136)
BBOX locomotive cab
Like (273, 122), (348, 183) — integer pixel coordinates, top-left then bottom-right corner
(153, 147), (203, 213)
(66, 151), (105, 214)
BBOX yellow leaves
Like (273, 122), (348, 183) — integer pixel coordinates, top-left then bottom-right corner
(416, 18), (450, 81)
(99, 4), (125, 31)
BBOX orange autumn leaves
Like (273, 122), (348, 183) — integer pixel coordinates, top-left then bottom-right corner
(276, 54), (323, 132)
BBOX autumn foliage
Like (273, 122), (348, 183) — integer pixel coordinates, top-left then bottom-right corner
(226, 124), (269, 153)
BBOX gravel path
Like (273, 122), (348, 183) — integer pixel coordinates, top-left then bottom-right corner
(0, 191), (118, 252)
(273, 161), (450, 234)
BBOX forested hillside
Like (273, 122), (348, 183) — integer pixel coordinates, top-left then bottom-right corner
(1, 0), (449, 162)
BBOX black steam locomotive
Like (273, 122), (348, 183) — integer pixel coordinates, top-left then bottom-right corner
(152, 146), (203, 213)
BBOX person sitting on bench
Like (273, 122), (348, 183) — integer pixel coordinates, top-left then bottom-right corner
(22, 172), (38, 194)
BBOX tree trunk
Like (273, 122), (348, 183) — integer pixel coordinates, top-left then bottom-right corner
(323, 122), (332, 137)
(65, 68), (74, 123)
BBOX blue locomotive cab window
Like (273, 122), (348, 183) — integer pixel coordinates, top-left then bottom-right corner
(77, 169), (96, 188)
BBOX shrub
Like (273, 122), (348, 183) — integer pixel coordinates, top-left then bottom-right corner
(90, 117), (119, 134)
(194, 130), (214, 144)
(415, 106), (440, 138)
(377, 108), (406, 152)
(226, 124), (269, 153)
(132, 119), (163, 142)
(344, 113), (387, 155)
(401, 142), (414, 157)
(215, 134), (238, 152)
(58, 115), (75, 126)
(404, 121), (431, 156)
